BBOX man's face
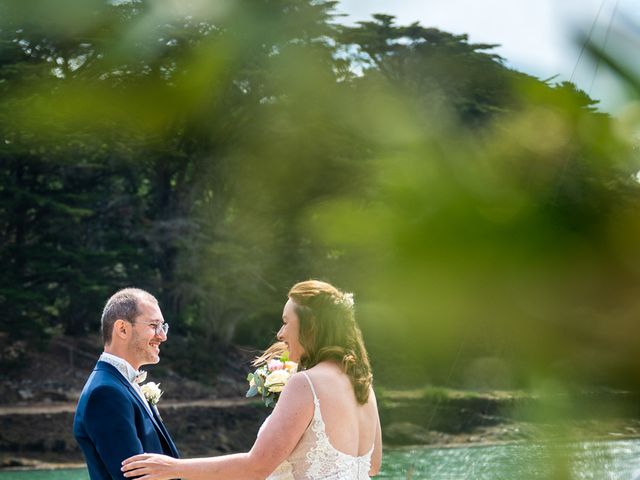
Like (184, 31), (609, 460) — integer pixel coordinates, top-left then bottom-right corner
(128, 301), (167, 369)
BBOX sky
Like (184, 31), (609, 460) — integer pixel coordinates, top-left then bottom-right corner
(335, 0), (640, 113)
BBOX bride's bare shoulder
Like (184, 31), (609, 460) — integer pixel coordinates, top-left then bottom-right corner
(283, 371), (312, 391)
(304, 362), (352, 389)
(304, 361), (341, 376)
(275, 372), (314, 409)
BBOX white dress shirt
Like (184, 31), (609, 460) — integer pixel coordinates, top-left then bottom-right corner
(99, 352), (154, 417)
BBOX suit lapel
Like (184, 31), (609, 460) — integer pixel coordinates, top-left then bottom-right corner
(150, 404), (179, 457)
(95, 362), (174, 452)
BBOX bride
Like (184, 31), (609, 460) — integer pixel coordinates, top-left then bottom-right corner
(122, 280), (383, 480)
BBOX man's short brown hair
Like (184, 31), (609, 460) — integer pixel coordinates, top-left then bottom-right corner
(101, 288), (158, 345)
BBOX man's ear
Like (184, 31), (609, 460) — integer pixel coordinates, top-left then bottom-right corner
(113, 319), (129, 340)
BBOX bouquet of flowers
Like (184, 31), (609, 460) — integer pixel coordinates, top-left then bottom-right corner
(246, 344), (297, 408)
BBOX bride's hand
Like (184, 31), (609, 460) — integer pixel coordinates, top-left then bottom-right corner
(121, 453), (179, 479)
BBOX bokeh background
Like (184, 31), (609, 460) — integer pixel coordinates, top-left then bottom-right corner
(1, 0), (640, 476)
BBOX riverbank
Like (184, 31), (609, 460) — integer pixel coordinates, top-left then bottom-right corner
(3, 336), (640, 469)
(379, 386), (640, 448)
(4, 389), (640, 469)
(5, 419), (640, 472)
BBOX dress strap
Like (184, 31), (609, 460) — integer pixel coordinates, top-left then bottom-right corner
(301, 372), (319, 403)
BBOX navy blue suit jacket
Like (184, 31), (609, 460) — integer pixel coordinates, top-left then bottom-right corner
(73, 361), (179, 480)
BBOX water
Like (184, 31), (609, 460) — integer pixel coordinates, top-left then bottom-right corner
(378, 439), (640, 479)
(2, 439), (640, 479)
(0, 470), (88, 480)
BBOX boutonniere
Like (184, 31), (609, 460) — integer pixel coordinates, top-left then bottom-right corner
(140, 381), (163, 405)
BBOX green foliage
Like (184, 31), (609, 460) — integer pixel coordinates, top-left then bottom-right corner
(0, 0), (638, 411)
(339, 14), (524, 125)
(420, 386), (450, 403)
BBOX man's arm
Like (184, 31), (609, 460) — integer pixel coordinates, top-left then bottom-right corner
(84, 385), (145, 480)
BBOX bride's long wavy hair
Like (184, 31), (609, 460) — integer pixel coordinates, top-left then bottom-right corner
(287, 279), (373, 404)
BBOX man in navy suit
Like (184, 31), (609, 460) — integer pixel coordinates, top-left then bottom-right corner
(74, 288), (180, 479)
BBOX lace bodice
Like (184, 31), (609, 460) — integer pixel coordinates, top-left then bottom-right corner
(261, 372), (373, 480)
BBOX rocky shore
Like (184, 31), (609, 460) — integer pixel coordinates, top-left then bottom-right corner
(3, 336), (640, 469)
(4, 387), (640, 470)
(0, 335), (265, 467)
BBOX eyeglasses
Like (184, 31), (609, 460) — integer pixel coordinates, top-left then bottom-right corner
(134, 321), (169, 335)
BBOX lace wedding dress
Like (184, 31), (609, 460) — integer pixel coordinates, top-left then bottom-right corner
(261, 372), (373, 480)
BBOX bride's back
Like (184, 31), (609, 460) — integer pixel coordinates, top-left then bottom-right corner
(263, 279), (382, 479)
(305, 362), (378, 457)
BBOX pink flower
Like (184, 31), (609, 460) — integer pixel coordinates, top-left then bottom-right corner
(268, 359), (285, 371)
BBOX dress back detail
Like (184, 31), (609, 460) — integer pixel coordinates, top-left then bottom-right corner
(266, 372), (373, 480)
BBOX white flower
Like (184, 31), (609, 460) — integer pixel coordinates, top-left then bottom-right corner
(264, 369), (291, 393)
(334, 292), (354, 309)
(140, 382), (163, 405)
(342, 292), (354, 309)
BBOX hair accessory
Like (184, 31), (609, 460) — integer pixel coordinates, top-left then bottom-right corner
(335, 292), (354, 310)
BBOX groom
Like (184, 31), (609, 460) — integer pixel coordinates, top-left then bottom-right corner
(74, 288), (179, 479)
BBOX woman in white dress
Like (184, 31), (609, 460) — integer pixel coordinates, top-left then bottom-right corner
(122, 279), (383, 480)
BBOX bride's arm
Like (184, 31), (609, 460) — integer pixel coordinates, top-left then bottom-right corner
(369, 388), (383, 476)
(122, 373), (314, 480)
